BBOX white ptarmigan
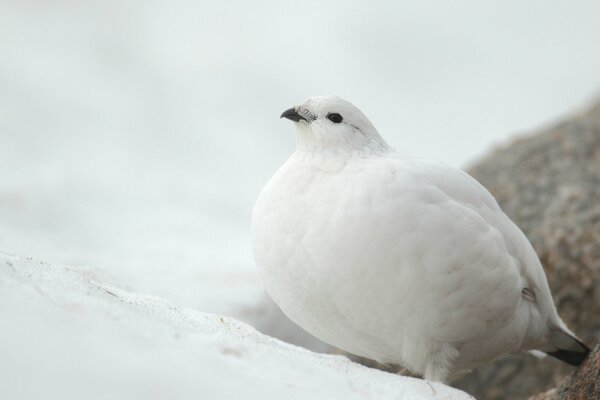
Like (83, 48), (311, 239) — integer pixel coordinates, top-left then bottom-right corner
(252, 95), (590, 383)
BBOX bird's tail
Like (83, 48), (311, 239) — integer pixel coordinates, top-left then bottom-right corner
(544, 329), (591, 366)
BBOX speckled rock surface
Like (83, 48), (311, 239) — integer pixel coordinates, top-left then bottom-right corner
(557, 344), (600, 399)
(454, 101), (600, 399)
(530, 345), (600, 400)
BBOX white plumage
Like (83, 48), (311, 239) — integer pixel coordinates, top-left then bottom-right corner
(252, 95), (588, 383)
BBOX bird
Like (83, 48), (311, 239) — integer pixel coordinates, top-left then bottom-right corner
(251, 95), (590, 383)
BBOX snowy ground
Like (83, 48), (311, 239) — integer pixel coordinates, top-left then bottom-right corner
(0, 1), (599, 398)
(0, 252), (472, 399)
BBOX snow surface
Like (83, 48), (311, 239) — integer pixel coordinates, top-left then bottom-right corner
(0, 252), (472, 399)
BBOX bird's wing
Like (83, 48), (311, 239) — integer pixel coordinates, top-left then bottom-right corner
(385, 155), (556, 345)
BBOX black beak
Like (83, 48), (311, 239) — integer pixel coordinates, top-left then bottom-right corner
(280, 107), (308, 122)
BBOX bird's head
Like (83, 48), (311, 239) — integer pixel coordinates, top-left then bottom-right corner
(280, 95), (392, 155)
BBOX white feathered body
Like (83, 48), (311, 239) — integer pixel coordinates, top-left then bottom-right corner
(253, 150), (560, 378)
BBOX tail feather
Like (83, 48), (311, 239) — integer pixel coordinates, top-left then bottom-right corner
(544, 329), (591, 367)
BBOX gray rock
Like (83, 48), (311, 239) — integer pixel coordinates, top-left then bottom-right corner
(530, 345), (600, 400)
(454, 101), (600, 399)
(556, 344), (600, 399)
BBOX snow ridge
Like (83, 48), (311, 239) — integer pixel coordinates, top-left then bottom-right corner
(0, 251), (472, 399)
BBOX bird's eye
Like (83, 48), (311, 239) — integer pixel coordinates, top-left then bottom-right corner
(326, 113), (343, 124)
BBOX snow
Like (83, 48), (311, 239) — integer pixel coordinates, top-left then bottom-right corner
(0, 252), (472, 399)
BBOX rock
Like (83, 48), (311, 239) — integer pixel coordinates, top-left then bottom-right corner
(530, 345), (600, 399)
(556, 344), (600, 399)
(454, 101), (600, 399)
(557, 344), (600, 399)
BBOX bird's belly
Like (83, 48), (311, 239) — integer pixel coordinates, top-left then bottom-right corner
(253, 209), (401, 360)
(253, 183), (441, 362)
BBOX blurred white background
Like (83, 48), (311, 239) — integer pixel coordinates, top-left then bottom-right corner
(1, 0), (599, 343)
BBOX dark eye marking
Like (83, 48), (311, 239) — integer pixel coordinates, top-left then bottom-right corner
(326, 113), (343, 123)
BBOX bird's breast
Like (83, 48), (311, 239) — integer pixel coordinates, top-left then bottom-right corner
(252, 155), (424, 355)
